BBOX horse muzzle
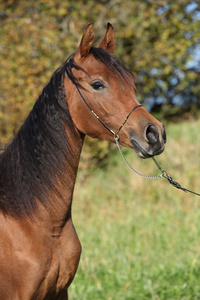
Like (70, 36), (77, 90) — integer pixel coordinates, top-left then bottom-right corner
(130, 123), (166, 158)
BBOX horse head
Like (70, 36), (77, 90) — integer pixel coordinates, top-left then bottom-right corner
(65, 22), (166, 158)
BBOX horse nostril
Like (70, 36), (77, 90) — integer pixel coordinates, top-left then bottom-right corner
(145, 124), (159, 144)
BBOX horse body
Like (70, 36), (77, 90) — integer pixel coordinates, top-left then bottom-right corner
(0, 22), (166, 299)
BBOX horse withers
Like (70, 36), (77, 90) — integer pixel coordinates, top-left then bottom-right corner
(0, 22), (166, 299)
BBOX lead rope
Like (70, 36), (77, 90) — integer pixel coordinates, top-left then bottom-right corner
(152, 156), (200, 196)
(114, 136), (162, 180)
(115, 136), (200, 196)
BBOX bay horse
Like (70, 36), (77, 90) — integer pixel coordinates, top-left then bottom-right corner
(0, 22), (166, 299)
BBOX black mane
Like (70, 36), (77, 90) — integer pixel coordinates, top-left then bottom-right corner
(0, 48), (135, 218)
(0, 58), (80, 217)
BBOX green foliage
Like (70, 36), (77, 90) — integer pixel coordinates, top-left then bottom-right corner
(0, 0), (199, 146)
(70, 119), (200, 299)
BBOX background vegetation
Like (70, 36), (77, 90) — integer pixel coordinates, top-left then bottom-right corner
(71, 119), (200, 299)
(1, 1), (200, 299)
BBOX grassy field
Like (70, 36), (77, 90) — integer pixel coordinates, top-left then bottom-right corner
(70, 118), (200, 300)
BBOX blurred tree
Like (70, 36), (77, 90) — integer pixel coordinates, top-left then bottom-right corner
(0, 0), (199, 147)
(111, 0), (200, 111)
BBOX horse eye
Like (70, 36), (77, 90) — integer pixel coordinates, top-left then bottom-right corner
(91, 81), (105, 90)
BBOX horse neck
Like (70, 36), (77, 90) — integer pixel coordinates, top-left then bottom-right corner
(43, 125), (84, 222)
(24, 97), (85, 222)
(0, 74), (84, 222)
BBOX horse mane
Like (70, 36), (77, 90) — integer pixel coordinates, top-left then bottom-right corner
(0, 58), (80, 218)
(0, 48), (135, 218)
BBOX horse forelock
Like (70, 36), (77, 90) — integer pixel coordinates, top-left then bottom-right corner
(90, 47), (136, 91)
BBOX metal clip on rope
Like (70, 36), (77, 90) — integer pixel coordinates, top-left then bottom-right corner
(150, 151), (200, 196)
(162, 171), (187, 191)
(151, 157), (187, 191)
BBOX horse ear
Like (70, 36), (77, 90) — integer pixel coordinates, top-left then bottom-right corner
(99, 23), (115, 54)
(75, 22), (94, 60)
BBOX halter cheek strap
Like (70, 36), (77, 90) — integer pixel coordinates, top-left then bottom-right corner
(75, 82), (142, 140)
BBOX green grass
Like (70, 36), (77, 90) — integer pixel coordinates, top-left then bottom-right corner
(70, 119), (200, 300)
